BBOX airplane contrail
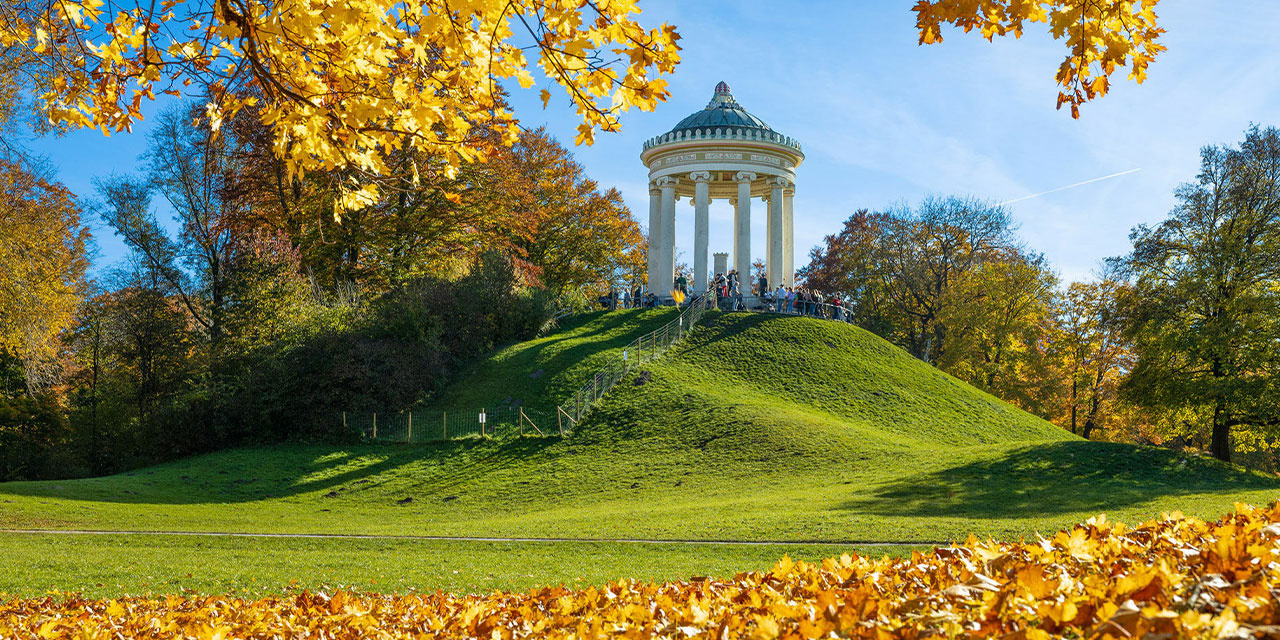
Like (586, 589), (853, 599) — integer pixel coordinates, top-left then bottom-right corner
(999, 168), (1142, 206)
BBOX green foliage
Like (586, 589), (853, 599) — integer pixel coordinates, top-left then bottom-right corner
(0, 388), (74, 481)
(1122, 125), (1280, 461)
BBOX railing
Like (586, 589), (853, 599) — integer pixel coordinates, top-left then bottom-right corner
(741, 295), (856, 323)
(553, 293), (715, 434)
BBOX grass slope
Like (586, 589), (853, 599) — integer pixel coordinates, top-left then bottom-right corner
(432, 307), (679, 413)
(1, 311), (1277, 596)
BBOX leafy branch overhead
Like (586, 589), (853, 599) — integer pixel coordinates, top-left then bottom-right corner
(913, 0), (1166, 118)
(0, 0), (681, 208)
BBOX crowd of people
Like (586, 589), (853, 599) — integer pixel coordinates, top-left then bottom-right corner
(600, 271), (850, 321)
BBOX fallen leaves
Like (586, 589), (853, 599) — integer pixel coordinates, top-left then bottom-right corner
(7, 503), (1280, 638)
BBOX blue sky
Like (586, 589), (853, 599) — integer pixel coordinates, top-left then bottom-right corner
(24, 1), (1280, 282)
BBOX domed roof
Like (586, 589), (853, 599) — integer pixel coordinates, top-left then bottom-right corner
(667, 81), (773, 135)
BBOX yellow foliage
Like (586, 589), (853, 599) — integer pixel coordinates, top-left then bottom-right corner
(0, 159), (89, 372)
(913, 0), (1165, 118)
(0, 0), (681, 210)
(7, 504), (1280, 637)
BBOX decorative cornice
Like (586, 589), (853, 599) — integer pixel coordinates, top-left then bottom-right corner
(641, 128), (803, 154)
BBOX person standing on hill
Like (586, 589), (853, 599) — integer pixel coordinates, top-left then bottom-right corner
(758, 274), (768, 300)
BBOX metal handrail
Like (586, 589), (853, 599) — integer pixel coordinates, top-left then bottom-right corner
(554, 292), (716, 434)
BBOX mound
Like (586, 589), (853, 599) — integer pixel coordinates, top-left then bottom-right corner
(0, 311), (1275, 545)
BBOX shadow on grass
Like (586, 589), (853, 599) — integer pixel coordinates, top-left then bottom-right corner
(842, 440), (1280, 518)
(0, 435), (567, 506)
(437, 308), (679, 413)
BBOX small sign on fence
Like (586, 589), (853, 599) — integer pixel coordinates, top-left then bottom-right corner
(479, 411), (486, 424)
(623, 349), (627, 361)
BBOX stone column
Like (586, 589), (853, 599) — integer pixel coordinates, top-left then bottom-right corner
(656, 176), (679, 294)
(734, 172), (756, 283)
(646, 183), (661, 292)
(766, 176), (787, 289)
(689, 171), (711, 293)
(783, 186), (795, 286)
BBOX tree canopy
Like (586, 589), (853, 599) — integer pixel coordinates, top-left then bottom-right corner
(0, 158), (90, 389)
(0, 0), (681, 208)
(1122, 125), (1280, 461)
(913, 0), (1165, 117)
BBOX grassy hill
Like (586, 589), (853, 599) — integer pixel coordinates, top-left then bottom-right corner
(431, 306), (679, 413)
(1, 310), (1277, 595)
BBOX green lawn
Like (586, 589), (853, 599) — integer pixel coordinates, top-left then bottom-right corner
(1, 311), (1276, 597)
(0, 533), (897, 599)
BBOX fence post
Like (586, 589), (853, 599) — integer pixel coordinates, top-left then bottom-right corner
(442, 411), (447, 440)
(342, 411), (347, 431)
(372, 412), (377, 439)
(407, 411), (413, 443)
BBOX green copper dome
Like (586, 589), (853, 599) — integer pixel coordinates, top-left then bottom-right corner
(667, 81), (774, 135)
(641, 81), (801, 154)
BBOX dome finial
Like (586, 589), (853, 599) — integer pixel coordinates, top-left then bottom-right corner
(706, 81), (739, 110)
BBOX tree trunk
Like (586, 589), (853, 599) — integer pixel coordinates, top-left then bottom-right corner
(1064, 373), (1075, 435)
(1211, 402), (1232, 462)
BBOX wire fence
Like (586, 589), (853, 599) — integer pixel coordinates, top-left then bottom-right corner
(347, 406), (554, 443)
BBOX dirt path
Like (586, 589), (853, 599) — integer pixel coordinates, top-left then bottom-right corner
(0, 528), (940, 547)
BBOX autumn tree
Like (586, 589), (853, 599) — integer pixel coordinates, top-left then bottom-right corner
(0, 157), (90, 390)
(801, 210), (899, 335)
(1, 0), (680, 207)
(1121, 125), (1280, 462)
(936, 250), (1059, 415)
(868, 196), (1017, 363)
(913, 0), (1165, 117)
(485, 128), (643, 295)
(1053, 275), (1133, 439)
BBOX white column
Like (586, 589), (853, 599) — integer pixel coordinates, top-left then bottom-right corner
(766, 176), (786, 289)
(646, 183), (661, 292)
(656, 176), (679, 295)
(689, 171), (711, 293)
(734, 172), (756, 283)
(783, 186), (795, 286)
